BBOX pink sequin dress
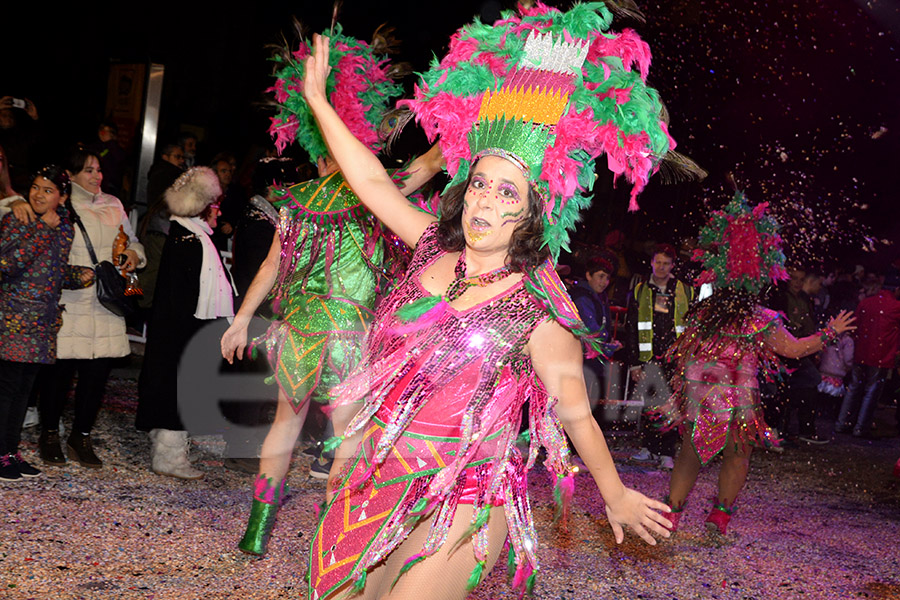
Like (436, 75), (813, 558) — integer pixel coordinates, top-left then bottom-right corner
(659, 306), (782, 464)
(309, 224), (572, 598)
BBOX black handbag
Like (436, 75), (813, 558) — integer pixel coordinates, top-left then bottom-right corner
(69, 203), (136, 317)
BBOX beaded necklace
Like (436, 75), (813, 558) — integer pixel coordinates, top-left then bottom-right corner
(395, 249), (513, 326)
(444, 250), (513, 302)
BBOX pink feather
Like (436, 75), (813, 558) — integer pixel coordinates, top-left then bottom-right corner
(627, 192), (641, 212)
(332, 52), (380, 152)
(519, 1), (552, 17)
(443, 35), (479, 68)
(724, 215), (763, 282)
(269, 116), (300, 155)
(659, 120), (677, 152)
(512, 561), (533, 591)
(587, 29), (652, 81)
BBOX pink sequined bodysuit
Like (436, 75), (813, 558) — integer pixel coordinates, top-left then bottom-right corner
(308, 224), (572, 598)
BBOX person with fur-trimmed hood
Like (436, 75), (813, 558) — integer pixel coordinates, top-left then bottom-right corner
(136, 167), (235, 479)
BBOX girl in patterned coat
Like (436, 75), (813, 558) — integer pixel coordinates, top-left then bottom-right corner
(0, 166), (92, 481)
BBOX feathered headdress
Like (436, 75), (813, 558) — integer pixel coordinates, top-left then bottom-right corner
(267, 23), (405, 162)
(694, 191), (789, 295)
(403, 1), (674, 260)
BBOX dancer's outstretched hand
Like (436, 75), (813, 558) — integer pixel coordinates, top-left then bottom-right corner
(303, 34), (332, 106)
(828, 310), (856, 335)
(604, 487), (672, 545)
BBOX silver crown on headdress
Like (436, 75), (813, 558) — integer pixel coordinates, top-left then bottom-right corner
(520, 31), (589, 75)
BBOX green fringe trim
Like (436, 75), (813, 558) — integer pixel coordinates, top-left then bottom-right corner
(466, 560), (487, 591)
(395, 294), (443, 323)
(322, 436), (345, 453)
(402, 498), (431, 530)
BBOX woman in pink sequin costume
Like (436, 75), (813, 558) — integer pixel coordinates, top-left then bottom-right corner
(658, 192), (856, 535)
(301, 16), (675, 598)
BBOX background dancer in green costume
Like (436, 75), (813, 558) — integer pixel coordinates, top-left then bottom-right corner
(220, 23), (442, 557)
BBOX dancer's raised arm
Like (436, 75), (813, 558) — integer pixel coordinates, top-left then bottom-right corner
(304, 34), (436, 247)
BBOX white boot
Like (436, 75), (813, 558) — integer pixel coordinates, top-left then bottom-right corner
(150, 429), (204, 480)
(21, 406), (39, 429)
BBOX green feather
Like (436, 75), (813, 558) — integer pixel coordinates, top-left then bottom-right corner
(466, 560), (487, 591)
(474, 505), (491, 530)
(352, 570), (367, 592)
(323, 435), (345, 453)
(410, 497), (429, 514)
(395, 294), (444, 323)
(389, 554), (428, 591)
(507, 545), (516, 579)
(449, 506), (492, 554)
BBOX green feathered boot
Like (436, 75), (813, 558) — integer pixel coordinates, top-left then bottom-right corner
(238, 474), (287, 556)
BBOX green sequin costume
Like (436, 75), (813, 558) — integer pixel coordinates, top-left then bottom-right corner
(260, 171), (384, 412)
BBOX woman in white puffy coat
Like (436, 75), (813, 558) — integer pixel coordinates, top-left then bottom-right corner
(13, 149), (146, 468)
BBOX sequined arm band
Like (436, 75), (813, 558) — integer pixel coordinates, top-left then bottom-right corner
(818, 325), (839, 346)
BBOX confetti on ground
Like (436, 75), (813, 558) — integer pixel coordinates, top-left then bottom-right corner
(1, 377), (898, 599)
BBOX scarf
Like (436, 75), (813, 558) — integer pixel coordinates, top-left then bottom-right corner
(170, 215), (236, 320)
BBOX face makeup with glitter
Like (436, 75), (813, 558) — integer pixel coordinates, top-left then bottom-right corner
(462, 155), (529, 251)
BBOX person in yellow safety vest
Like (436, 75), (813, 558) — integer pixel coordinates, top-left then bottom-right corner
(626, 243), (695, 470)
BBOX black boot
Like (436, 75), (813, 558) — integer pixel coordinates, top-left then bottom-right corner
(39, 430), (66, 466)
(67, 432), (102, 468)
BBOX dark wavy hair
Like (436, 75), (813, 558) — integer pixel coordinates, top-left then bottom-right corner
(435, 173), (549, 273)
(31, 164), (71, 199)
(687, 287), (758, 339)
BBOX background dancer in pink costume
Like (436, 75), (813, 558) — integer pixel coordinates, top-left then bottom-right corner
(658, 192), (855, 535)
(299, 1), (684, 596)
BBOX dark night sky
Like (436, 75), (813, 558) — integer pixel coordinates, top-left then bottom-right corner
(6, 0), (900, 268)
